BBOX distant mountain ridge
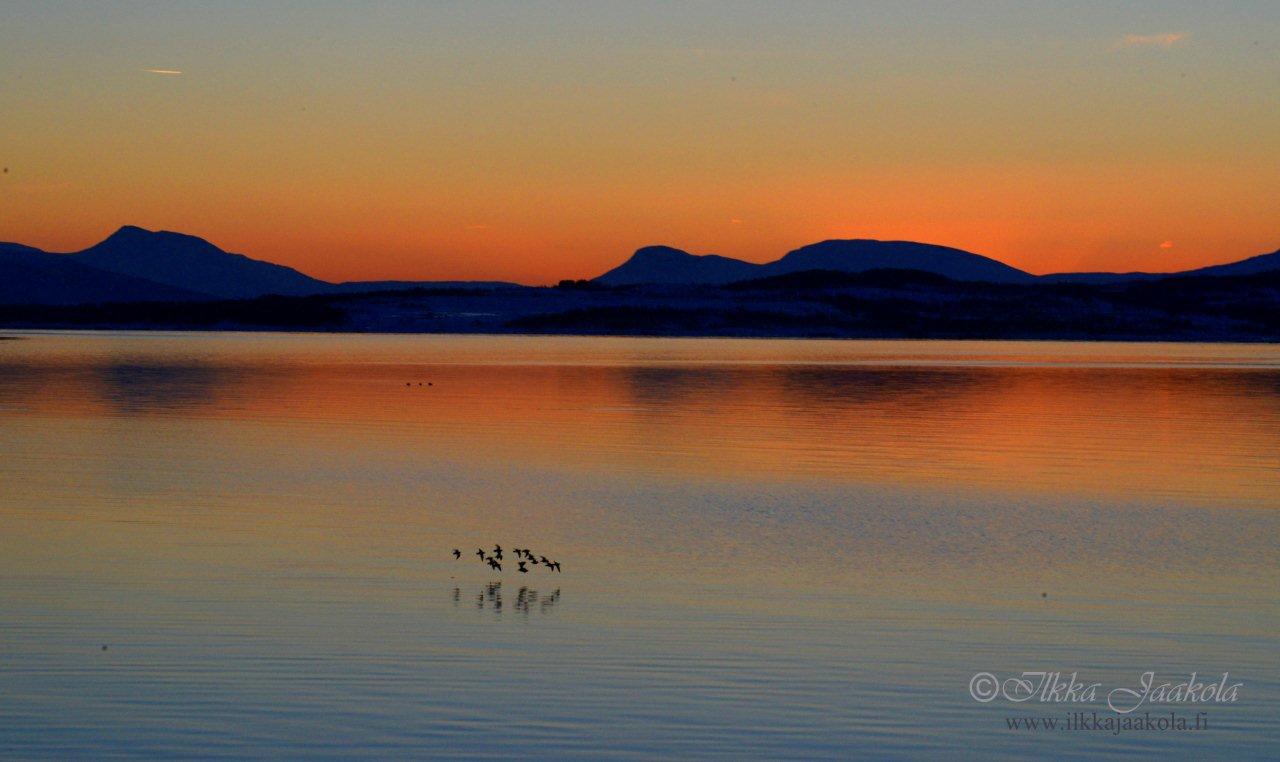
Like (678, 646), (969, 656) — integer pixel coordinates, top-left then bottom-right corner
(1040, 249), (1280, 284)
(595, 240), (1031, 286)
(1183, 248), (1280, 278)
(767, 240), (1032, 283)
(594, 239), (1280, 286)
(0, 226), (519, 305)
(0, 241), (206, 305)
(71, 225), (329, 299)
(595, 245), (763, 286)
(0, 225), (1276, 306)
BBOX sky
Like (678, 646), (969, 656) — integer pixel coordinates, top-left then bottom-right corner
(1, 1), (1277, 284)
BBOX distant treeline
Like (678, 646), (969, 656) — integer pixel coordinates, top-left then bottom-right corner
(517, 269), (1280, 341)
(3, 268), (1280, 341)
(0, 295), (347, 330)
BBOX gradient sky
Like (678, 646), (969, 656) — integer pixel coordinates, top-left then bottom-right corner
(1, 1), (1277, 283)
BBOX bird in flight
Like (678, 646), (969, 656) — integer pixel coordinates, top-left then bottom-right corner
(454, 543), (562, 576)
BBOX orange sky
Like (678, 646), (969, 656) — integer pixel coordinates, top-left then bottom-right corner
(1, 3), (1276, 284)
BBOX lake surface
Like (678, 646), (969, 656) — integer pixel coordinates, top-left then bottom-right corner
(1, 332), (1277, 759)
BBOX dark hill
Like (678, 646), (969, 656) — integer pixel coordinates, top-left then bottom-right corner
(71, 226), (330, 299)
(0, 243), (205, 305)
(762, 239), (1033, 283)
(594, 245), (763, 286)
(594, 239), (1035, 286)
(1183, 248), (1280, 278)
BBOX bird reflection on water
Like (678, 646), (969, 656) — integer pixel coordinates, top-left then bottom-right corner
(452, 583), (562, 616)
(4, 336), (1280, 758)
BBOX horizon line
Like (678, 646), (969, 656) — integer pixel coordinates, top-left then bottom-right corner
(6, 223), (1279, 286)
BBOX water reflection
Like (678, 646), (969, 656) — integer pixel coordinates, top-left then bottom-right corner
(0, 359), (243, 417)
(772, 366), (990, 405)
(622, 366), (746, 406)
(0, 334), (1277, 759)
(1, 336), (1279, 506)
(453, 583), (562, 616)
(95, 363), (231, 414)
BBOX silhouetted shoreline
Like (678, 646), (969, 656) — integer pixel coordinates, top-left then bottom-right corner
(3, 267), (1278, 342)
(5, 227), (1278, 341)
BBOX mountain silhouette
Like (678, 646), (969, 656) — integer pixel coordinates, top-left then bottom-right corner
(594, 239), (1035, 285)
(72, 226), (329, 299)
(3, 228), (1280, 340)
(595, 245), (763, 286)
(0, 226), (521, 305)
(595, 239), (1280, 286)
(763, 239), (1034, 283)
(0, 242), (205, 305)
(1182, 248), (1280, 278)
(0, 226), (1277, 309)
(1041, 248), (1280, 284)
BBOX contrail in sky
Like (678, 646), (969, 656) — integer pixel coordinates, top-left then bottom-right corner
(142, 68), (183, 75)
(1118, 32), (1188, 49)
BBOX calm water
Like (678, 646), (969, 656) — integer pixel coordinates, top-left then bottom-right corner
(1, 332), (1277, 759)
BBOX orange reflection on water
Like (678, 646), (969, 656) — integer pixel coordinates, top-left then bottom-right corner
(2, 334), (1278, 509)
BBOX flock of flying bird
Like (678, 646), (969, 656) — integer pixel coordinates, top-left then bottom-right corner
(453, 544), (561, 574)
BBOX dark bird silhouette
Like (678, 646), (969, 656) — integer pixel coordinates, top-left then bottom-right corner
(518, 561), (528, 573)
(529, 556), (539, 565)
(452, 549), (461, 559)
(550, 562), (561, 572)
(475, 548), (485, 559)
(539, 555), (549, 565)
(487, 558), (502, 571)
